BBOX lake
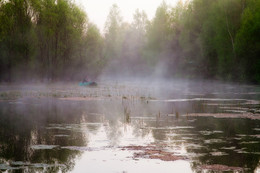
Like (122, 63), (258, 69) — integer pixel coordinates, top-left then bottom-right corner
(0, 80), (259, 172)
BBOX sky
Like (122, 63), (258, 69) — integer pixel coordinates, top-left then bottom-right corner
(75, 0), (181, 32)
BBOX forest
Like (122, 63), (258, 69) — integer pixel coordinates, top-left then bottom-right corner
(0, 0), (259, 83)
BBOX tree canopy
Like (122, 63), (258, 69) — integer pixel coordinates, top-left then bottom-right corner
(0, 0), (259, 83)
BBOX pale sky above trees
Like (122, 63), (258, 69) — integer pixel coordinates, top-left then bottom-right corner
(75, 0), (183, 31)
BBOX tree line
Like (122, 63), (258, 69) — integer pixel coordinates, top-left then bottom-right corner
(0, 0), (259, 83)
(0, 0), (103, 81)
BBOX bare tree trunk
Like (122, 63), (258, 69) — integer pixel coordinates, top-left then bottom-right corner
(241, 0), (246, 10)
(54, 32), (58, 80)
(8, 39), (13, 82)
(7, 57), (12, 82)
(224, 10), (236, 59)
(47, 40), (51, 81)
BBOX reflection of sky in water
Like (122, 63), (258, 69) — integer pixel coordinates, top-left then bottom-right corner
(72, 150), (192, 173)
(52, 120), (193, 172)
(45, 113), (259, 172)
(78, 121), (155, 147)
(72, 122), (192, 173)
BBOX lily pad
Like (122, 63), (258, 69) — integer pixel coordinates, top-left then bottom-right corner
(31, 145), (59, 150)
(210, 151), (228, 156)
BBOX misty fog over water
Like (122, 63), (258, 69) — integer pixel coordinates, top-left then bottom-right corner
(0, 0), (260, 172)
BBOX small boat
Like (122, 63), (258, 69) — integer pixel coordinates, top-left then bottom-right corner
(79, 81), (97, 86)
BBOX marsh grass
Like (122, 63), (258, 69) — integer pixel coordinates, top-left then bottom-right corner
(124, 106), (131, 123)
(0, 91), (22, 100)
(175, 111), (179, 119)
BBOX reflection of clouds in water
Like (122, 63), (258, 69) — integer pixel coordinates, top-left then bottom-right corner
(70, 119), (195, 173)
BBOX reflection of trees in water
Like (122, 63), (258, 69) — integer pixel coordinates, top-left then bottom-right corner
(30, 149), (81, 172)
(0, 99), (87, 172)
(103, 119), (152, 146)
(130, 111), (259, 172)
(0, 103), (34, 161)
(184, 117), (259, 172)
(122, 99), (260, 172)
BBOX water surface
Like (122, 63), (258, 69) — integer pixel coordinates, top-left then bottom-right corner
(0, 81), (259, 172)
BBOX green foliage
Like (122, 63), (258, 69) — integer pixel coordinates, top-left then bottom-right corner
(104, 4), (123, 61)
(145, 1), (171, 66)
(0, 0), (36, 81)
(0, 0), (259, 83)
(102, 4), (150, 76)
(0, 0), (103, 82)
(235, 0), (260, 83)
(84, 23), (104, 76)
(170, 0), (259, 82)
(34, 0), (90, 80)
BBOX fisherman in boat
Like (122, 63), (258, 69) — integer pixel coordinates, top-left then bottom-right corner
(82, 75), (89, 83)
(80, 75), (97, 86)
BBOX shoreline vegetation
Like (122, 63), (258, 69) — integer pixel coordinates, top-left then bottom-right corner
(0, 0), (259, 84)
